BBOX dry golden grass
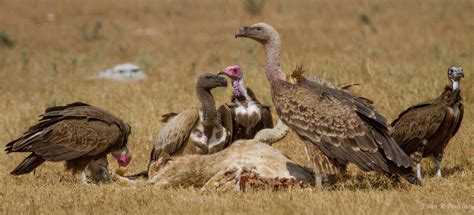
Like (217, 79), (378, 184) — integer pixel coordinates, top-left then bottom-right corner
(0, 0), (473, 214)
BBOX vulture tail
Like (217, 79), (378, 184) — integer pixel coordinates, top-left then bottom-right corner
(394, 166), (421, 186)
(401, 173), (421, 186)
(10, 153), (45, 175)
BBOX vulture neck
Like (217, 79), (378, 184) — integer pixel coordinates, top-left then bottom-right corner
(196, 86), (216, 138)
(254, 119), (290, 145)
(451, 79), (460, 91)
(232, 79), (249, 99)
(263, 36), (285, 82)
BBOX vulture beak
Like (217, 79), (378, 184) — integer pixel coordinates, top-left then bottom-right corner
(216, 76), (228, 87)
(112, 147), (132, 167)
(217, 70), (230, 77)
(235, 27), (248, 38)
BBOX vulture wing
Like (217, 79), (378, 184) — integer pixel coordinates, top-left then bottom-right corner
(391, 101), (445, 154)
(271, 79), (414, 175)
(451, 102), (464, 137)
(150, 108), (199, 162)
(260, 105), (274, 129)
(5, 102), (130, 175)
(217, 104), (234, 148)
(6, 102), (129, 156)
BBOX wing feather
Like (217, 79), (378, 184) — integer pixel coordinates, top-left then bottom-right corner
(5, 103), (129, 162)
(151, 108), (199, 160)
(217, 105), (233, 148)
(391, 102), (446, 153)
(271, 79), (414, 174)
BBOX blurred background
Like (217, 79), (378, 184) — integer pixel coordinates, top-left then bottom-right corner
(0, 0), (472, 213)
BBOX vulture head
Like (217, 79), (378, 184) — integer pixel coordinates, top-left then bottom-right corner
(235, 22), (278, 44)
(218, 65), (243, 81)
(111, 147), (132, 167)
(448, 66), (464, 90)
(197, 73), (228, 90)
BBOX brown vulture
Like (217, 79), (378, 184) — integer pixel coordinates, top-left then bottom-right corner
(217, 65), (274, 140)
(148, 73), (233, 173)
(235, 22), (420, 186)
(5, 102), (132, 182)
(391, 66), (464, 180)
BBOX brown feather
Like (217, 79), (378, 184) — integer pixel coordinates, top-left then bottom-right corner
(5, 103), (131, 174)
(151, 107), (200, 160)
(392, 87), (463, 158)
(271, 78), (416, 179)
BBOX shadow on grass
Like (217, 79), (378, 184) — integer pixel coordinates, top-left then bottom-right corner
(425, 165), (464, 178)
(326, 173), (411, 191)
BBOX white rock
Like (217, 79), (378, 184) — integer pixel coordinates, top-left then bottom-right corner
(93, 63), (148, 81)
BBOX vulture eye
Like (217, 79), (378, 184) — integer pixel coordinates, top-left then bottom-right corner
(232, 68), (237, 73)
(255, 27), (261, 31)
(205, 75), (212, 79)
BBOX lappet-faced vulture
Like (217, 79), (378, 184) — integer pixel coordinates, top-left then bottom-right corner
(5, 102), (132, 182)
(218, 65), (273, 140)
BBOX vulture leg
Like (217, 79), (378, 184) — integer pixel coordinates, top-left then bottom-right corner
(100, 166), (112, 181)
(433, 152), (444, 179)
(80, 171), (88, 184)
(412, 140), (427, 181)
(87, 156), (112, 183)
(416, 163), (422, 180)
(303, 140), (345, 187)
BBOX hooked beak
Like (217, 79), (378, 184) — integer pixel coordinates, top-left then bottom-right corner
(454, 71), (465, 79)
(216, 76), (228, 87)
(235, 27), (248, 38)
(217, 70), (230, 77)
(112, 147), (132, 167)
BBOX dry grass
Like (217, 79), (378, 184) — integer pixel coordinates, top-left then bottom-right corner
(1, 0), (473, 214)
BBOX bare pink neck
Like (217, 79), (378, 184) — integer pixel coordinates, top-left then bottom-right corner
(263, 37), (285, 81)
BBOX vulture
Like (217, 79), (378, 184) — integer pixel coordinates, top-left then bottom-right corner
(149, 73), (232, 168)
(218, 65), (274, 140)
(4, 102), (132, 182)
(391, 66), (464, 180)
(235, 22), (420, 186)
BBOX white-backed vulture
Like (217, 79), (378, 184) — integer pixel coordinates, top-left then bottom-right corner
(5, 102), (132, 182)
(234, 22), (420, 186)
(218, 65), (274, 140)
(149, 74), (232, 166)
(391, 66), (464, 180)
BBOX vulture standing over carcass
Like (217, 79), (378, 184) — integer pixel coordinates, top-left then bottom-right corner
(218, 65), (274, 140)
(149, 73), (232, 168)
(391, 66), (464, 180)
(5, 102), (132, 182)
(235, 22), (420, 186)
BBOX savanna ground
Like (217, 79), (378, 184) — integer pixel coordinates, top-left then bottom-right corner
(0, 0), (473, 214)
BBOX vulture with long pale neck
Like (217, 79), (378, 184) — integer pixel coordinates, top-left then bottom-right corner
(218, 65), (274, 140)
(149, 73), (232, 169)
(5, 102), (132, 182)
(235, 22), (420, 186)
(391, 66), (464, 180)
